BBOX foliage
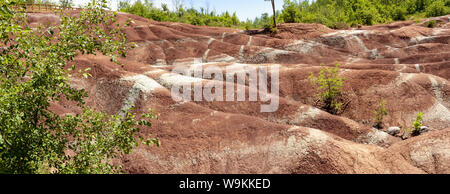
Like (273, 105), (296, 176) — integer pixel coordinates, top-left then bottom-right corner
(279, 0), (450, 28)
(353, 0), (382, 25)
(119, 0), (247, 28)
(118, 0), (285, 30)
(426, 0), (448, 17)
(0, 0), (158, 174)
(373, 99), (387, 129)
(391, 6), (407, 21)
(16, 0), (52, 5)
(426, 20), (436, 28)
(308, 64), (345, 114)
(55, 108), (159, 174)
(411, 112), (424, 136)
(59, 0), (72, 7)
(52, 0), (450, 30)
(280, 0), (300, 23)
(264, 0), (277, 28)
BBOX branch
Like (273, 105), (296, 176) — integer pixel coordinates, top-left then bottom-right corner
(0, 130), (12, 147)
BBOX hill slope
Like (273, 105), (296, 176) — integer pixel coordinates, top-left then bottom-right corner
(28, 12), (450, 174)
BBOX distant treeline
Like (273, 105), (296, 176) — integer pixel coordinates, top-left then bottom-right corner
(118, 0), (278, 29)
(279, 0), (450, 28)
(17, 0), (73, 7)
(119, 0), (450, 29)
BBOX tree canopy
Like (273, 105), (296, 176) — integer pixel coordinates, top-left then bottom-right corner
(119, 0), (450, 30)
(279, 0), (450, 28)
(0, 0), (159, 174)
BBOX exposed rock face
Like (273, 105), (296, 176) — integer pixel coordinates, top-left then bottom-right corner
(28, 11), (450, 174)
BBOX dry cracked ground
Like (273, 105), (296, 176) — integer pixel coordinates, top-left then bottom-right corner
(29, 11), (450, 174)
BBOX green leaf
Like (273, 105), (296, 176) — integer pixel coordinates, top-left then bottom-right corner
(0, 0), (154, 174)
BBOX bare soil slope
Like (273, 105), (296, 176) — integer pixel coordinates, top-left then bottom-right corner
(28, 12), (450, 174)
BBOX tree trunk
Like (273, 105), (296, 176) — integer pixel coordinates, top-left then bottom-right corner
(271, 0), (276, 27)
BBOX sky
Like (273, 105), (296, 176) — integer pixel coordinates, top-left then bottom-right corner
(52, 0), (286, 21)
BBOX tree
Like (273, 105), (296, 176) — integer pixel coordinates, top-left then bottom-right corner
(59, 0), (72, 7)
(308, 64), (345, 114)
(265, 0), (277, 27)
(0, 0), (159, 174)
(231, 12), (239, 26)
(172, 0), (183, 11)
(205, 0), (210, 14)
(281, 0), (299, 23)
(426, 0), (447, 17)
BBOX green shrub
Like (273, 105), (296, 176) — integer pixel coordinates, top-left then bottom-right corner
(119, 0), (261, 29)
(280, 0), (299, 23)
(373, 99), (388, 129)
(426, 20), (436, 28)
(392, 7), (407, 21)
(411, 112), (424, 136)
(308, 64), (345, 114)
(426, 0), (446, 17)
(119, 0), (450, 29)
(408, 0), (433, 12)
(0, 0), (159, 174)
(354, 8), (379, 25)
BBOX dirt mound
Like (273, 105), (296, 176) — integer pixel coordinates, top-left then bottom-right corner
(32, 11), (450, 174)
(275, 23), (335, 40)
(383, 128), (450, 174)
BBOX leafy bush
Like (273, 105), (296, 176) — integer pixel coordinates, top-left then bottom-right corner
(352, 2), (381, 25)
(392, 7), (407, 21)
(119, 0), (249, 28)
(426, 20), (436, 28)
(354, 8), (375, 25)
(280, 0), (300, 23)
(119, 0), (450, 29)
(308, 64), (345, 114)
(373, 99), (388, 129)
(411, 112), (424, 136)
(0, 0), (159, 174)
(277, 0), (449, 28)
(426, 0), (447, 17)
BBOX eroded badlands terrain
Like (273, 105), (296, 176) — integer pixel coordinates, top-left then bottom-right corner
(29, 12), (450, 173)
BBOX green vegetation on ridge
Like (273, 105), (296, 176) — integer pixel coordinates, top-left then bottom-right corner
(119, 0), (450, 29)
(279, 0), (450, 28)
(119, 0), (244, 28)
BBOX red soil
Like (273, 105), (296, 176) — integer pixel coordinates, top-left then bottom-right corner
(28, 12), (450, 174)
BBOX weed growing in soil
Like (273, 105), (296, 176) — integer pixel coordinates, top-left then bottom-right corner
(412, 112), (424, 136)
(373, 99), (388, 129)
(426, 20), (436, 28)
